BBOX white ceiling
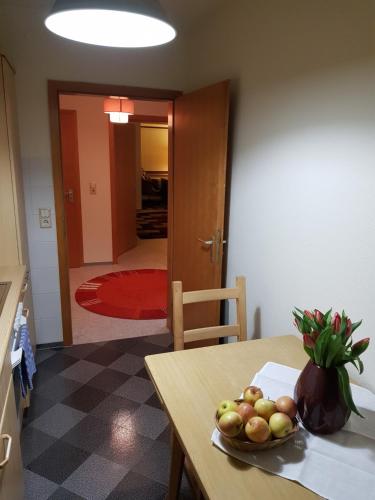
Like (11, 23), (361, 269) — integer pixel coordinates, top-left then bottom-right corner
(0, 0), (225, 33)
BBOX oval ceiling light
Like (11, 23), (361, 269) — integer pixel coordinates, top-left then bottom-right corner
(45, 0), (177, 48)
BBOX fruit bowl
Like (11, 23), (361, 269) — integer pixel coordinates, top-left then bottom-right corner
(215, 399), (299, 452)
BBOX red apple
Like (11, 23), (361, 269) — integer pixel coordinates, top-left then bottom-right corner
(245, 416), (271, 443)
(254, 398), (277, 421)
(217, 400), (238, 418)
(269, 412), (293, 438)
(275, 396), (297, 419)
(243, 386), (263, 406)
(236, 402), (257, 424)
(218, 411), (243, 438)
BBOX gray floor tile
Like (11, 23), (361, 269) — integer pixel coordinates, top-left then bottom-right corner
(62, 454), (127, 500)
(60, 359), (105, 384)
(64, 342), (102, 359)
(23, 470), (59, 500)
(96, 421), (154, 467)
(109, 352), (145, 375)
(34, 376), (82, 403)
(127, 404), (169, 440)
(106, 471), (167, 500)
(91, 394), (139, 427)
(22, 393), (56, 426)
(29, 403), (86, 438)
(132, 440), (171, 485)
(21, 427), (57, 466)
(37, 354), (78, 374)
(114, 376), (154, 403)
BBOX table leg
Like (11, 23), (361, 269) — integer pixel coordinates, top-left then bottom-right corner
(167, 430), (185, 500)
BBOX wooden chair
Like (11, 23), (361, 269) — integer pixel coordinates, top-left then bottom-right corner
(172, 276), (247, 351)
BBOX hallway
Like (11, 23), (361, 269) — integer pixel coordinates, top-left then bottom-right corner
(69, 239), (168, 344)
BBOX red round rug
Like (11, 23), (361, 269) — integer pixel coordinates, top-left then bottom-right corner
(75, 269), (167, 320)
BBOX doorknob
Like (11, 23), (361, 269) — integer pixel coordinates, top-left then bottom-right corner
(64, 189), (74, 202)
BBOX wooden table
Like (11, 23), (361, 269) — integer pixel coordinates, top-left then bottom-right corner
(145, 335), (318, 500)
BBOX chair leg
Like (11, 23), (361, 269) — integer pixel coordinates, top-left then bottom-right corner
(167, 430), (185, 500)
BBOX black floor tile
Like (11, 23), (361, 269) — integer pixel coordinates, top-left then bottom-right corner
(61, 415), (115, 453)
(62, 385), (109, 413)
(136, 367), (150, 380)
(105, 337), (139, 352)
(34, 376), (82, 403)
(132, 440), (171, 486)
(27, 440), (90, 485)
(22, 393), (56, 426)
(33, 365), (56, 388)
(145, 392), (162, 410)
(128, 341), (167, 357)
(48, 487), (85, 499)
(157, 425), (171, 444)
(107, 471), (167, 500)
(87, 368), (130, 393)
(21, 427), (57, 466)
(63, 342), (102, 359)
(37, 354), (79, 374)
(84, 345), (125, 366)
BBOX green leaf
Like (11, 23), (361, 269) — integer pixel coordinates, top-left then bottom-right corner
(314, 327), (332, 366)
(303, 345), (315, 362)
(351, 320), (363, 333)
(337, 365), (363, 417)
(324, 308), (332, 325)
(357, 357), (364, 374)
(325, 335), (344, 368)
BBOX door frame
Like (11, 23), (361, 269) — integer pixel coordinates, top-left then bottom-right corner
(48, 80), (181, 346)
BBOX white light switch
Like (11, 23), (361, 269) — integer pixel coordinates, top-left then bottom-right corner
(39, 208), (51, 228)
(89, 183), (97, 195)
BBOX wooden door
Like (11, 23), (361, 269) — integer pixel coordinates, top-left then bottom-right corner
(60, 110), (83, 268)
(109, 122), (138, 262)
(170, 81), (230, 330)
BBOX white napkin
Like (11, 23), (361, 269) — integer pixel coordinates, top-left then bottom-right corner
(212, 362), (375, 500)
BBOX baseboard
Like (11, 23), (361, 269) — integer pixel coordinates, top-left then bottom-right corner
(36, 341), (64, 350)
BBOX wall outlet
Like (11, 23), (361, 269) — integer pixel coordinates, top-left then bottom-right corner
(39, 208), (51, 228)
(89, 183), (97, 195)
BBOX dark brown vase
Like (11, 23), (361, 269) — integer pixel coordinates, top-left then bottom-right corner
(294, 360), (351, 434)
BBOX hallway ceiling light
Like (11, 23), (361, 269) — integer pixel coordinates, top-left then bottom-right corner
(45, 0), (176, 48)
(104, 96), (135, 124)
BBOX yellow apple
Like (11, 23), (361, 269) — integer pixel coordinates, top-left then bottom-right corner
(269, 412), (293, 438)
(218, 411), (243, 437)
(254, 398), (277, 421)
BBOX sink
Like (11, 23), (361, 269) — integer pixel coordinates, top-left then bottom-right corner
(0, 282), (11, 316)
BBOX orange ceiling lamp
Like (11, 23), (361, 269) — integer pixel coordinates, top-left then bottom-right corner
(104, 96), (135, 124)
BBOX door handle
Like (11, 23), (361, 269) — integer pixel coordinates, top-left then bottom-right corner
(0, 434), (12, 469)
(197, 238), (214, 246)
(64, 189), (74, 203)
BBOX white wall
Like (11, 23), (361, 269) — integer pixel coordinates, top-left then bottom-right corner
(60, 95), (113, 264)
(0, 1), (186, 344)
(187, 0), (375, 390)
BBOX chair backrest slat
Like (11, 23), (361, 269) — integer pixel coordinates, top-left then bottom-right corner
(172, 276), (247, 351)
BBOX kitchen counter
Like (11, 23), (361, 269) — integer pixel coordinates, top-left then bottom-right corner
(0, 265), (26, 375)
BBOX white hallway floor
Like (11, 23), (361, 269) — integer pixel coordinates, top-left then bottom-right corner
(70, 239), (168, 345)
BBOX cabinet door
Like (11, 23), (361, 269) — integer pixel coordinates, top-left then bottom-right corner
(0, 58), (19, 266)
(2, 56), (29, 266)
(0, 378), (24, 500)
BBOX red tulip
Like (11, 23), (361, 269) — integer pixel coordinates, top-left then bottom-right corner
(332, 312), (341, 333)
(314, 309), (324, 326)
(311, 331), (320, 342)
(352, 338), (370, 356)
(304, 310), (314, 320)
(303, 334), (315, 348)
(345, 318), (352, 338)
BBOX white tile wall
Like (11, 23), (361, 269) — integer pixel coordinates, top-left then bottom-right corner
(23, 157), (63, 345)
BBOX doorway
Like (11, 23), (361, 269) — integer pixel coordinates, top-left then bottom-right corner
(49, 80), (230, 347)
(58, 92), (171, 344)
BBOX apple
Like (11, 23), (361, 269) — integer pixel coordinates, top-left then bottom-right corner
(275, 396), (297, 419)
(254, 398), (277, 421)
(218, 411), (243, 437)
(243, 386), (263, 406)
(217, 400), (238, 418)
(236, 402), (257, 424)
(269, 412), (293, 438)
(245, 416), (271, 443)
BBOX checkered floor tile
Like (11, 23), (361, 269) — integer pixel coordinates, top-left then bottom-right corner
(22, 335), (194, 499)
